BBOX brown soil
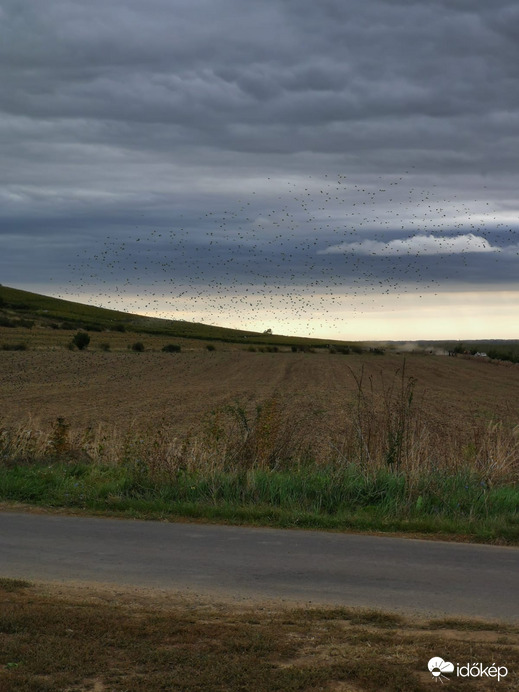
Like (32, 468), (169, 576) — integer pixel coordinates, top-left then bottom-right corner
(2, 350), (518, 432)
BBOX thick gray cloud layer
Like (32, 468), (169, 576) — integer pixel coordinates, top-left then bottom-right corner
(1, 0), (518, 333)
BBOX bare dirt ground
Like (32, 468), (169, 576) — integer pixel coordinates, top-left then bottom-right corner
(1, 349), (518, 433)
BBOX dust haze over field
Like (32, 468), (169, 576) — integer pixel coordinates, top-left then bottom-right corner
(1, 1), (519, 339)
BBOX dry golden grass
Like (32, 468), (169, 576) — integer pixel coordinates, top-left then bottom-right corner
(1, 579), (518, 691)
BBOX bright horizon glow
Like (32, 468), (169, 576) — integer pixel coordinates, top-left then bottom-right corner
(29, 284), (519, 341)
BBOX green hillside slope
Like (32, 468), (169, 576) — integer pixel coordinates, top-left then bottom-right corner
(0, 284), (351, 347)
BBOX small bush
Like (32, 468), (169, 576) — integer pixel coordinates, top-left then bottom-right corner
(132, 341), (145, 352)
(331, 345), (350, 355)
(18, 319), (34, 329)
(1, 342), (28, 351)
(72, 331), (90, 350)
(162, 344), (181, 353)
(0, 316), (16, 328)
(247, 346), (257, 352)
(206, 344), (216, 351)
(99, 342), (111, 352)
(114, 323), (126, 332)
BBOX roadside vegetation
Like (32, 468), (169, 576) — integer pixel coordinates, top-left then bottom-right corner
(1, 364), (518, 543)
(1, 578), (517, 691)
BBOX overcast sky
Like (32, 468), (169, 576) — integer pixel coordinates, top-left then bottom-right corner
(2, 0), (519, 339)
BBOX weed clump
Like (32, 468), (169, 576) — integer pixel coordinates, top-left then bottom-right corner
(131, 342), (145, 352)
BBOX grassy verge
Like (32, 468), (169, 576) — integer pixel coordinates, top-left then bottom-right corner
(1, 461), (518, 543)
(1, 578), (517, 692)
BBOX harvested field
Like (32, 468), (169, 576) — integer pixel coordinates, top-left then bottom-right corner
(1, 349), (518, 432)
(2, 346), (519, 541)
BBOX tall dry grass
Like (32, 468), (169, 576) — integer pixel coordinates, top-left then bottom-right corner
(2, 363), (518, 487)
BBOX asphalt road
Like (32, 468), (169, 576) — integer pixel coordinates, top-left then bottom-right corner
(1, 511), (518, 621)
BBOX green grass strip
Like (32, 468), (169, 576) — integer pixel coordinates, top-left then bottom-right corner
(1, 462), (518, 543)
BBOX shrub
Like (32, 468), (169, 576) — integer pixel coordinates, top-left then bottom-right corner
(18, 319), (34, 329)
(331, 345), (351, 355)
(72, 331), (90, 350)
(99, 342), (111, 352)
(291, 345), (315, 353)
(131, 341), (145, 352)
(1, 342), (28, 351)
(206, 344), (216, 351)
(0, 316), (16, 328)
(114, 324), (126, 332)
(162, 344), (181, 353)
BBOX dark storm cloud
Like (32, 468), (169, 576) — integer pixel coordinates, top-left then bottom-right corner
(1, 0), (519, 317)
(3, 0), (519, 158)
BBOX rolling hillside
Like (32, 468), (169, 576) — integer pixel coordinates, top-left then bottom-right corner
(0, 284), (352, 347)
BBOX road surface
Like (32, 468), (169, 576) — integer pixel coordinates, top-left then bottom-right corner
(1, 511), (518, 621)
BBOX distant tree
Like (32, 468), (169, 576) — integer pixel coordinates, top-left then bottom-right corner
(72, 331), (90, 350)
(263, 328), (273, 335)
(131, 341), (145, 352)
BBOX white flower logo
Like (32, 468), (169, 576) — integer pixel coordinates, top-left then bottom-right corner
(428, 657), (455, 682)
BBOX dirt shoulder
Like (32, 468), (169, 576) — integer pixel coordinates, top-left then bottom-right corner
(1, 578), (518, 692)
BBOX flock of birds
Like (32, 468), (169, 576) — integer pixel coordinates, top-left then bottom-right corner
(67, 174), (517, 335)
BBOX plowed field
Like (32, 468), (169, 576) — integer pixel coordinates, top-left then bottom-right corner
(2, 350), (518, 432)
